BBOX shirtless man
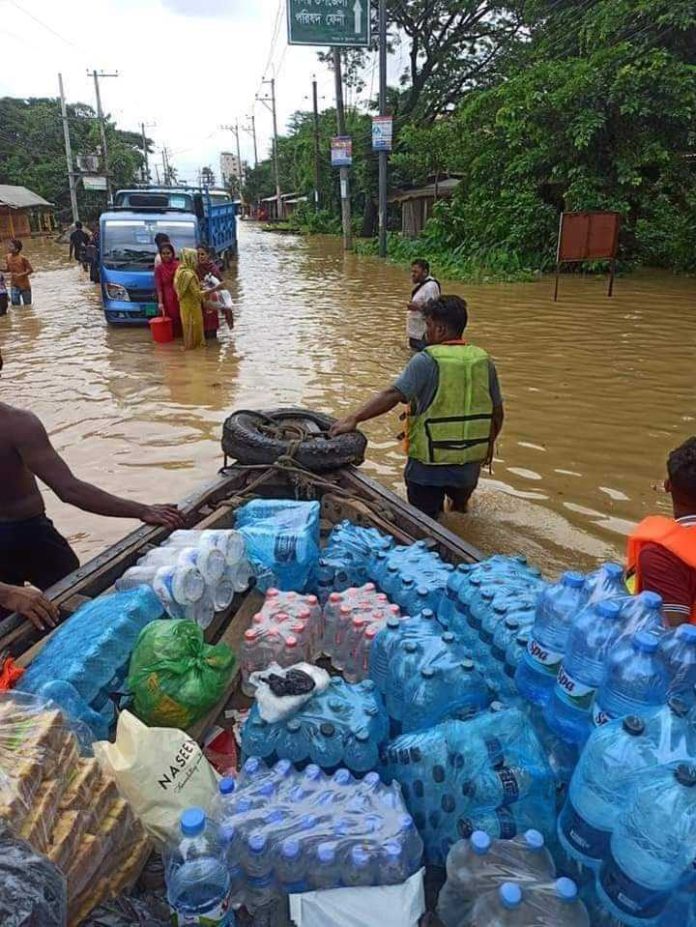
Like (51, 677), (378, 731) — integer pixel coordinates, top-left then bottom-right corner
(0, 402), (185, 623)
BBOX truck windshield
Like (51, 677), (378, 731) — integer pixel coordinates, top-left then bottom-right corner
(102, 219), (197, 268)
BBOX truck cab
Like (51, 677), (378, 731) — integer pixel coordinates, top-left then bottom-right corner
(100, 188), (237, 326)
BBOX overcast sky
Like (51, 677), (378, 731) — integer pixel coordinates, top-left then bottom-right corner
(0, 0), (382, 184)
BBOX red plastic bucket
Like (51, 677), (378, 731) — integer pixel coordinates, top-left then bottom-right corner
(149, 316), (174, 344)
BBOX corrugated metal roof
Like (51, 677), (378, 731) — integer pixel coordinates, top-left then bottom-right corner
(390, 178), (460, 203)
(0, 185), (53, 209)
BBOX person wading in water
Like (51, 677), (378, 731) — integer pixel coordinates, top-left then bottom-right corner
(407, 259), (441, 352)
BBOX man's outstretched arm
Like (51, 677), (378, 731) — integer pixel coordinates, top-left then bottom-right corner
(15, 411), (184, 528)
(330, 387), (404, 436)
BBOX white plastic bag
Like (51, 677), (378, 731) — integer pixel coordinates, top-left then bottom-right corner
(250, 662), (330, 723)
(289, 869), (425, 927)
(202, 274), (233, 312)
(93, 711), (218, 844)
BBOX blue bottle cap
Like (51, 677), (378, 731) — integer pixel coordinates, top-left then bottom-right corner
(604, 563), (624, 579)
(555, 877), (578, 902)
(320, 722), (336, 737)
(493, 603), (508, 615)
(355, 728), (370, 742)
(639, 591), (663, 610)
(500, 883), (522, 909)
(219, 777), (236, 796)
(457, 563), (472, 574)
(360, 679), (376, 692)
(301, 814), (319, 829)
(317, 842), (336, 863)
(274, 759), (293, 777)
(622, 716), (645, 736)
(597, 600), (622, 620)
(562, 572), (585, 588)
(304, 764), (322, 781)
(504, 618), (520, 630)
(383, 840), (401, 859)
(523, 829), (544, 851)
(443, 564), (455, 572)
(333, 768), (352, 785)
(352, 846), (370, 867)
(180, 807), (206, 837)
(421, 609), (435, 620)
(417, 586), (428, 596)
(364, 771), (381, 787)
(489, 701), (505, 713)
(259, 782), (275, 798)
(460, 659), (475, 671)
(471, 831), (491, 854)
(421, 667), (435, 679)
(282, 838), (301, 859)
(243, 757), (262, 775)
(400, 814), (415, 831)
(287, 718), (302, 732)
(442, 632), (455, 644)
(633, 630), (659, 653)
(387, 617), (401, 630)
(677, 625), (696, 643)
(249, 832), (267, 853)
(404, 641), (418, 653)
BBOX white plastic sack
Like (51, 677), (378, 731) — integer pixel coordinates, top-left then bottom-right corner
(250, 662), (330, 723)
(289, 869), (425, 927)
(203, 274), (233, 311)
(93, 710), (218, 844)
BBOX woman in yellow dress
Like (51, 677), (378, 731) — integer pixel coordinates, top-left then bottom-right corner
(174, 248), (205, 349)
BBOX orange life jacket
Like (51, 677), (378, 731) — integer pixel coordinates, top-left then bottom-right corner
(626, 515), (696, 622)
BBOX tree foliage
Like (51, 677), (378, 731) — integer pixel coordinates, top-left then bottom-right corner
(0, 97), (148, 222)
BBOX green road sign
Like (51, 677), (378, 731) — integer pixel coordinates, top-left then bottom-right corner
(287, 0), (370, 47)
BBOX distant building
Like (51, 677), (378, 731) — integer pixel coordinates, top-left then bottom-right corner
(0, 185), (56, 242)
(390, 177), (461, 238)
(220, 151), (243, 187)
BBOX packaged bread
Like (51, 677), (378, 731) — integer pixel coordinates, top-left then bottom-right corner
(19, 778), (63, 853)
(59, 759), (102, 813)
(94, 797), (135, 850)
(88, 772), (119, 822)
(66, 833), (109, 900)
(47, 810), (88, 872)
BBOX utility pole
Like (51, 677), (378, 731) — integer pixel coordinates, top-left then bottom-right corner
(243, 112), (259, 168)
(162, 147), (170, 186)
(378, 0), (388, 257)
(88, 69), (118, 201)
(312, 75), (321, 211)
(234, 120), (244, 193)
(140, 123), (152, 184)
(258, 79), (283, 220)
(332, 48), (352, 251)
(58, 73), (79, 225)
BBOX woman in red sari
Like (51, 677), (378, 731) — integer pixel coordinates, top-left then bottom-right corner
(154, 242), (182, 337)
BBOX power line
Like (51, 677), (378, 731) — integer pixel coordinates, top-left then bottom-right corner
(7, 0), (85, 52)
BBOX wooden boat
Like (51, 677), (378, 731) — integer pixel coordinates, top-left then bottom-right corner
(0, 462), (483, 741)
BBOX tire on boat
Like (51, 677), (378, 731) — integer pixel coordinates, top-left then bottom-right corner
(222, 407), (367, 471)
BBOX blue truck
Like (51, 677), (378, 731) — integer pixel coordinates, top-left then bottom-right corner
(99, 187), (237, 325)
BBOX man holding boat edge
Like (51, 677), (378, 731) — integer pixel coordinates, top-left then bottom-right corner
(0, 402), (185, 626)
(331, 295), (504, 520)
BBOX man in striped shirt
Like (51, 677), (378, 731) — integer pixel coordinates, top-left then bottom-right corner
(627, 437), (696, 626)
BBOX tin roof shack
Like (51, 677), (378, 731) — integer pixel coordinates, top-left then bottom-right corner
(0, 185), (56, 242)
(391, 178), (461, 238)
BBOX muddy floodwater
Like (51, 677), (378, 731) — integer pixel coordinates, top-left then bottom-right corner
(3, 225), (695, 575)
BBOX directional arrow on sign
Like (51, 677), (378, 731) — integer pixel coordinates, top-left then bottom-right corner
(353, 0), (363, 35)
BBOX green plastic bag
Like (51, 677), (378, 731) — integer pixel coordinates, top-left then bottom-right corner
(127, 620), (235, 729)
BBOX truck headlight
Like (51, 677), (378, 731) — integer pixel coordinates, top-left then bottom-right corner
(105, 283), (130, 301)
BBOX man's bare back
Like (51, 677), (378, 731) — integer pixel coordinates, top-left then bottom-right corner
(0, 404), (50, 521)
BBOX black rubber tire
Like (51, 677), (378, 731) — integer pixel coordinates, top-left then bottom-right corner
(222, 407), (367, 471)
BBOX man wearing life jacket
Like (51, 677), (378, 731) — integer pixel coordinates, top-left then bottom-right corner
(626, 436), (696, 626)
(407, 259), (441, 352)
(331, 295), (504, 520)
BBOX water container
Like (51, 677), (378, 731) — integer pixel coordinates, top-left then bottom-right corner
(584, 562), (626, 604)
(620, 590), (665, 637)
(274, 837), (307, 894)
(439, 564), (473, 628)
(545, 599), (625, 744)
(661, 624), (696, 697)
(598, 764), (696, 926)
(165, 808), (233, 925)
(310, 841), (341, 890)
(515, 572), (586, 706)
(469, 882), (524, 926)
(369, 617), (403, 692)
(592, 630), (669, 727)
(342, 845), (374, 887)
(558, 716), (657, 867)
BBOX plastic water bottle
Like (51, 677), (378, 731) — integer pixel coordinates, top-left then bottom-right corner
(310, 842), (341, 890)
(558, 716), (658, 867)
(439, 564), (473, 628)
(342, 845), (374, 887)
(530, 879), (589, 926)
(470, 882), (524, 926)
(369, 617), (402, 692)
(515, 572), (586, 705)
(166, 808), (233, 925)
(592, 630), (669, 727)
(274, 837), (307, 893)
(598, 764), (696, 925)
(546, 599), (625, 744)
(343, 727), (379, 773)
(661, 624), (696, 697)
(620, 590), (665, 636)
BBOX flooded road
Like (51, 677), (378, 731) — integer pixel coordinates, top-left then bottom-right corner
(3, 226), (695, 575)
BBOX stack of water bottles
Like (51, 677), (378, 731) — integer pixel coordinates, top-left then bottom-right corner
(18, 586), (163, 739)
(241, 676), (389, 775)
(236, 499), (321, 592)
(240, 588), (323, 696)
(370, 612), (492, 734)
(371, 540), (456, 616)
(381, 705), (556, 865)
(322, 583), (403, 682)
(558, 698), (696, 926)
(117, 529), (253, 629)
(315, 520), (394, 602)
(165, 756), (424, 916)
(437, 828), (591, 927)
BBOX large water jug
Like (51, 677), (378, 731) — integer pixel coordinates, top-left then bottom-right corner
(661, 624), (696, 698)
(165, 808), (233, 925)
(515, 572), (586, 706)
(598, 764), (696, 926)
(545, 599), (625, 744)
(584, 562), (626, 604)
(558, 716), (658, 867)
(592, 630), (669, 727)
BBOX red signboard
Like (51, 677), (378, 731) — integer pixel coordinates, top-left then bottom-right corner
(554, 211), (621, 300)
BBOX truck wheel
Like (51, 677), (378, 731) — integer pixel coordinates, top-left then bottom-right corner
(222, 407), (367, 471)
